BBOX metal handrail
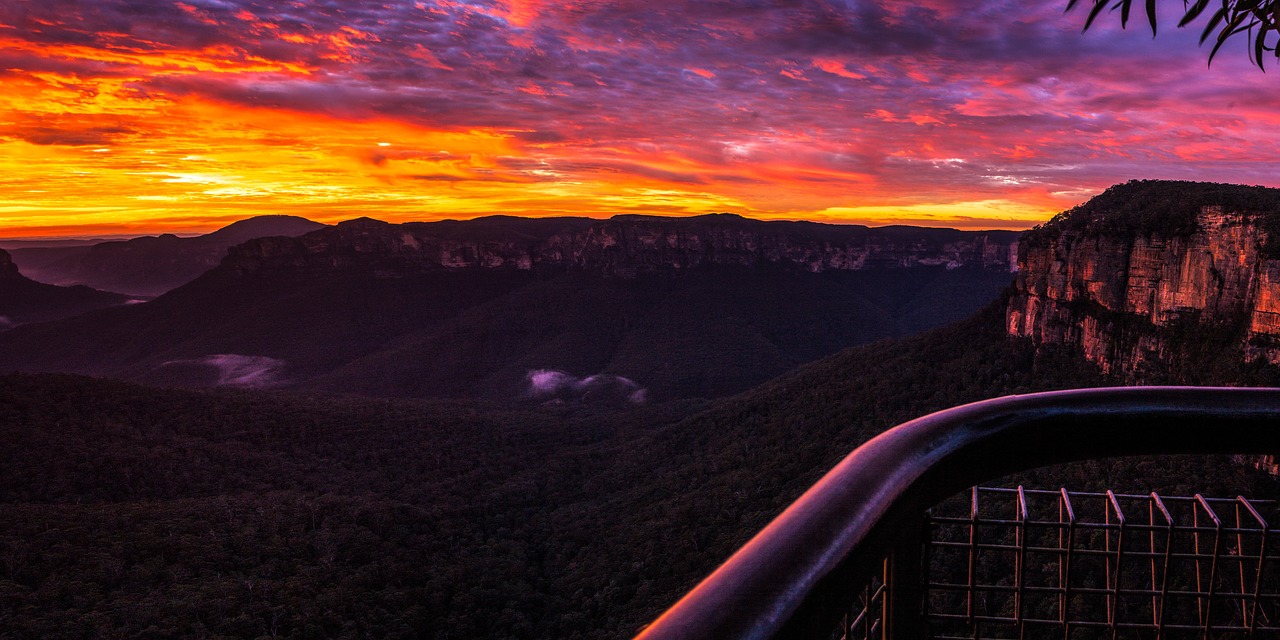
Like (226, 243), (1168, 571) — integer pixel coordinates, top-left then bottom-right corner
(635, 386), (1280, 640)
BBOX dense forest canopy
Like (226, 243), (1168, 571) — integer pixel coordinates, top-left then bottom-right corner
(3, 296), (1279, 638)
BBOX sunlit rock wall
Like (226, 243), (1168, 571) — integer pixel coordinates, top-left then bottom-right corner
(1008, 206), (1280, 376)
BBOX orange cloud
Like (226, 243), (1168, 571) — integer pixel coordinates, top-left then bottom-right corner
(813, 58), (865, 79)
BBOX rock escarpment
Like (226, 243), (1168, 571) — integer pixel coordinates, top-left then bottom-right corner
(0, 214), (1022, 400)
(224, 213), (1019, 278)
(1007, 181), (1280, 378)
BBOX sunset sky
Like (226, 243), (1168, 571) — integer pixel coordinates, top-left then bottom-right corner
(2, 0), (1277, 238)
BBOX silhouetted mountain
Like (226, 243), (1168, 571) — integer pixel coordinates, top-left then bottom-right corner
(0, 214), (1018, 400)
(0, 249), (130, 329)
(13, 215), (325, 296)
(4, 245), (91, 276)
(3, 240), (119, 289)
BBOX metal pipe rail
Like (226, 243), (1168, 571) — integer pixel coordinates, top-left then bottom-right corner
(634, 387), (1280, 640)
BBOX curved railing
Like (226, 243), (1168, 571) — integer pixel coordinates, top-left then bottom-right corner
(635, 386), (1280, 640)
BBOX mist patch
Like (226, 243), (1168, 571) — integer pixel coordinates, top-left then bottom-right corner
(159, 354), (286, 388)
(526, 369), (648, 404)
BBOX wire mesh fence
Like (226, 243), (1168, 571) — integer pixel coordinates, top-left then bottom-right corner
(833, 571), (887, 640)
(834, 487), (1280, 639)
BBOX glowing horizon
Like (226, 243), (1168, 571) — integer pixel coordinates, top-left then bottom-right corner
(2, 1), (1278, 239)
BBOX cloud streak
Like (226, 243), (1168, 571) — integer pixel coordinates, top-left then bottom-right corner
(1, 1), (1277, 236)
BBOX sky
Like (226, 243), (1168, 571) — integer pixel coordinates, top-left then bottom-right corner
(1, 0), (1277, 238)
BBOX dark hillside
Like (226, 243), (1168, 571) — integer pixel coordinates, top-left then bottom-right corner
(0, 265), (538, 381)
(0, 299), (1199, 640)
(2, 295), (1277, 638)
(307, 265), (910, 400)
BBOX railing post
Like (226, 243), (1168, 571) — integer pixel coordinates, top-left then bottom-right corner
(884, 514), (927, 639)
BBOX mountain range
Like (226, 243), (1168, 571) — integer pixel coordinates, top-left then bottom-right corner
(0, 249), (130, 329)
(0, 213), (1019, 400)
(6, 215), (324, 297)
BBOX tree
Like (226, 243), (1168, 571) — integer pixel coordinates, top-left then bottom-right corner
(1067, 0), (1280, 68)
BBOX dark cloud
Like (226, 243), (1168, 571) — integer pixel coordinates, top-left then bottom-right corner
(0, 51), (131, 79)
(410, 174), (471, 182)
(365, 149), (457, 167)
(513, 130), (568, 143)
(596, 162), (706, 184)
(409, 172), (530, 184)
(1, 115), (136, 147)
(710, 174), (768, 184)
(495, 157), (548, 170)
(13, 126), (130, 147)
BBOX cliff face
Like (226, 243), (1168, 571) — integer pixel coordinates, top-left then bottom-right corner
(541, 217), (1018, 275)
(1007, 183), (1280, 378)
(225, 213), (1019, 278)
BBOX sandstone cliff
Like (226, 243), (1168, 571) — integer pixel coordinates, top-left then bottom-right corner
(225, 213), (1019, 278)
(1006, 180), (1280, 379)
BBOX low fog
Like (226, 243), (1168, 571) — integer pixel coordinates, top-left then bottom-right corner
(526, 369), (648, 404)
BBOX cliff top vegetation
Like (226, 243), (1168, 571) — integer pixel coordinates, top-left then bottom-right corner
(1024, 180), (1280, 248)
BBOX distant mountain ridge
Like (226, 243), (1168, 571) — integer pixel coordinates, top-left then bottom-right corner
(226, 213), (1019, 277)
(0, 249), (130, 328)
(12, 215), (325, 297)
(0, 214), (1018, 400)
